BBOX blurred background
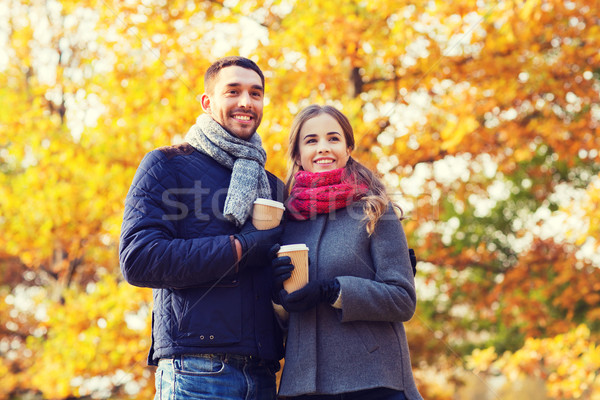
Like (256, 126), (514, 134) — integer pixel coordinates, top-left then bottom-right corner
(1, 0), (599, 398)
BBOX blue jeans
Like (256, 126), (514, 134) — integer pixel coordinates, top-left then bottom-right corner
(155, 354), (279, 400)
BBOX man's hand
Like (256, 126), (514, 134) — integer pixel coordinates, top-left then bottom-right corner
(234, 221), (283, 269)
(409, 248), (417, 276)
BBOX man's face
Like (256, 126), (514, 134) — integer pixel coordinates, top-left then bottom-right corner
(201, 66), (264, 140)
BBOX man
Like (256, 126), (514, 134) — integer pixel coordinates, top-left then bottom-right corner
(119, 56), (284, 399)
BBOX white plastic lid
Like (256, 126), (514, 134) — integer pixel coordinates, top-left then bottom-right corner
(253, 198), (285, 210)
(278, 244), (308, 252)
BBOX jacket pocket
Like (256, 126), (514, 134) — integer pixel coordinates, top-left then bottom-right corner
(174, 285), (242, 345)
(351, 321), (380, 353)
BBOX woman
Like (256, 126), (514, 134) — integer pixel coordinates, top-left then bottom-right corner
(272, 105), (423, 399)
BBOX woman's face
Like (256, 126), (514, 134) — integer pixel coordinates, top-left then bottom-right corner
(297, 113), (352, 173)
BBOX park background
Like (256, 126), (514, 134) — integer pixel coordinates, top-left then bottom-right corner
(1, 0), (599, 398)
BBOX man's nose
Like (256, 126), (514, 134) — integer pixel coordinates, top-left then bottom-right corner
(238, 91), (252, 108)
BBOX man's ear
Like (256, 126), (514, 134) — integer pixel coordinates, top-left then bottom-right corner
(200, 93), (211, 113)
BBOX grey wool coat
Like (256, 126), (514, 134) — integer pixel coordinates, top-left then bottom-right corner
(278, 202), (423, 399)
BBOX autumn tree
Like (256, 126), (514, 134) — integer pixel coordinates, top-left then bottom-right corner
(1, 0), (599, 398)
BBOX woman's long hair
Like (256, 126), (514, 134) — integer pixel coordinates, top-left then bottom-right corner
(285, 104), (403, 234)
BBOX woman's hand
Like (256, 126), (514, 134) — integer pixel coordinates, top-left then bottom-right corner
(269, 244), (294, 305)
(279, 279), (340, 312)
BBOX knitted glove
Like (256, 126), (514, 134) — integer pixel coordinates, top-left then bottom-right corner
(279, 279), (340, 313)
(234, 221), (283, 269)
(409, 248), (417, 276)
(269, 244), (294, 304)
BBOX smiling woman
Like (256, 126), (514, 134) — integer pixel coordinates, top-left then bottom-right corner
(272, 104), (423, 399)
(297, 113), (352, 173)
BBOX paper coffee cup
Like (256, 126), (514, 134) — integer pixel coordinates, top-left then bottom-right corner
(278, 244), (309, 293)
(252, 198), (285, 230)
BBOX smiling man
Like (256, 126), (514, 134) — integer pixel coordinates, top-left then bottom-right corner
(120, 56), (285, 400)
(201, 63), (264, 140)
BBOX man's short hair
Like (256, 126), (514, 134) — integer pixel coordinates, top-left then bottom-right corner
(204, 56), (265, 95)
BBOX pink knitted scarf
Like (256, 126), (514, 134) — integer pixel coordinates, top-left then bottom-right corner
(286, 168), (368, 220)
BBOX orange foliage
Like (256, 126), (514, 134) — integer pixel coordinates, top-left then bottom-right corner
(1, 0), (599, 398)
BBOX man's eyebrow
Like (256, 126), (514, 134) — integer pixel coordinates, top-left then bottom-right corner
(225, 82), (264, 92)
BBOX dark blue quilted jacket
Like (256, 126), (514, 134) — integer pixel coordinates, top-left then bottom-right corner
(119, 143), (285, 365)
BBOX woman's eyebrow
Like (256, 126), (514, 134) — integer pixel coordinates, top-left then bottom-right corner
(302, 132), (341, 139)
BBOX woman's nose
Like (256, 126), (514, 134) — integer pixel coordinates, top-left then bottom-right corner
(317, 140), (330, 153)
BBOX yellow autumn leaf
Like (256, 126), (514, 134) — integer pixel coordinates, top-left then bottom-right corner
(441, 114), (479, 151)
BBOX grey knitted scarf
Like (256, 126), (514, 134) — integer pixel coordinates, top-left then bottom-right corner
(185, 114), (271, 227)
